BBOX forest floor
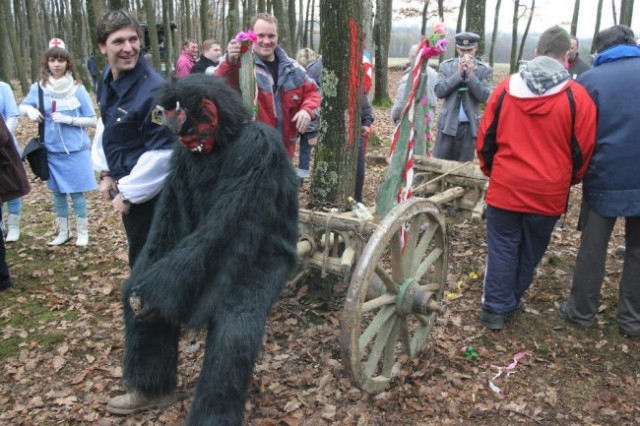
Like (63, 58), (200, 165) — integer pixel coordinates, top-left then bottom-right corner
(0, 68), (639, 426)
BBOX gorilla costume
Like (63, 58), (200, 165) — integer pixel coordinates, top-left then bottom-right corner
(115, 75), (299, 425)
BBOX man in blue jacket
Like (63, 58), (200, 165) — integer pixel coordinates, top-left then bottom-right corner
(94, 10), (175, 268)
(559, 25), (640, 338)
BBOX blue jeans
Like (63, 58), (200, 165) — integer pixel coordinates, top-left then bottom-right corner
(297, 134), (313, 178)
(482, 205), (559, 314)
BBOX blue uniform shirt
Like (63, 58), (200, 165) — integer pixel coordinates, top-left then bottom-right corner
(98, 58), (175, 180)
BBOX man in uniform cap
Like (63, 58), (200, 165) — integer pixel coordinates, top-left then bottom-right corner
(434, 31), (492, 162)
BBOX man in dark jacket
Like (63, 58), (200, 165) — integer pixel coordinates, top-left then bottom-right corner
(190, 39), (222, 75)
(567, 36), (590, 79)
(559, 25), (640, 338)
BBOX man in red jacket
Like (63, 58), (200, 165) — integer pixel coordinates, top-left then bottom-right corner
(475, 26), (597, 330)
(216, 13), (320, 158)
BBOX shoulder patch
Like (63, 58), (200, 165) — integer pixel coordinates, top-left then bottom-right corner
(151, 106), (163, 126)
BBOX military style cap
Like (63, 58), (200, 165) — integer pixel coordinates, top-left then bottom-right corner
(455, 32), (480, 50)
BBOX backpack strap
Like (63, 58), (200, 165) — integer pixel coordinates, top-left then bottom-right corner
(565, 85), (582, 184)
(479, 86), (508, 172)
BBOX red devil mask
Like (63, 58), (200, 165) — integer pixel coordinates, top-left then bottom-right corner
(159, 98), (219, 154)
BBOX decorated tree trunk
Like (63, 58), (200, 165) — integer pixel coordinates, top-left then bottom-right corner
(308, 0), (364, 210)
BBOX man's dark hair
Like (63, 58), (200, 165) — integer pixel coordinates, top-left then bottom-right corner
(594, 25), (636, 53)
(96, 10), (142, 45)
(536, 26), (571, 59)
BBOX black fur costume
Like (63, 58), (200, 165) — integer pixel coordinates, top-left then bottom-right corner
(120, 75), (299, 425)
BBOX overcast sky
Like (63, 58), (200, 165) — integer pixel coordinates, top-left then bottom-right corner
(396, 0), (640, 39)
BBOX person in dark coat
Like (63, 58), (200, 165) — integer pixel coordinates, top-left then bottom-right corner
(559, 25), (640, 338)
(567, 36), (591, 79)
(0, 115), (30, 290)
(190, 39), (222, 75)
(105, 74), (299, 425)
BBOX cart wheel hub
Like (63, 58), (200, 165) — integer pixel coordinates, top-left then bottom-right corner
(396, 279), (442, 317)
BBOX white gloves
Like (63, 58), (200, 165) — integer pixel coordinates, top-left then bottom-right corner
(51, 112), (73, 125)
(22, 105), (43, 122)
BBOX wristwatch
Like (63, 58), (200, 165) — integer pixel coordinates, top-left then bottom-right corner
(120, 192), (131, 206)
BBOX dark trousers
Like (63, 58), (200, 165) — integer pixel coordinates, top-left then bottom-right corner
(122, 196), (158, 267)
(0, 205), (10, 289)
(564, 207), (640, 334)
(434, 122), (475, 162)
(482, 205), (559, 314)
(354, 138), (365, 203)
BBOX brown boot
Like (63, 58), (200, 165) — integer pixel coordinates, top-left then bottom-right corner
(106, 391), (177, 415)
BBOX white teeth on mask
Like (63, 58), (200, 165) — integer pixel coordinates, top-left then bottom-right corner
(191, 144), (204, 152)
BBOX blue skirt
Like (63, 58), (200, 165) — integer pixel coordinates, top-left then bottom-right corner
(47, 148), (97, 193)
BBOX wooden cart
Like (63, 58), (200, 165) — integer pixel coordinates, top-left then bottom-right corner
(295, 156), (488, 394)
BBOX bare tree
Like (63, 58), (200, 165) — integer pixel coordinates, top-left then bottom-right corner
(517, 0), (535, 66)
(510, 0), (520, 73)
(489, 0), (502, 67)
(26, 0), (41, 81)
(372, 0), (392, 105)
(309, 0), (364, 208)
(466, 0), (486, 56)
(591, 0), (605, 53)
(620, 0), (634, 26)
(1, 0), (29, 93)
(227, 0), (240, 42)
(456, 0), (466, 34)
(571, 0), (580, 36)
(144, 0), (162, 72)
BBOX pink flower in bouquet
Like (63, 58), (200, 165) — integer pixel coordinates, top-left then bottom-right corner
(436, 38), (448, 52)
(433, 21), (446, 35)
(235, 30), (258, 53)
(422, 45), (441, 58)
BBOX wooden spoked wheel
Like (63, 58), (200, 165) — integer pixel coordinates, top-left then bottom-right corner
(340, 198), (448, 394)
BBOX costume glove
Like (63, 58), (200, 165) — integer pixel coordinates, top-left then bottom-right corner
(129, 293), (163, 322)
(51, 112), (73, 125)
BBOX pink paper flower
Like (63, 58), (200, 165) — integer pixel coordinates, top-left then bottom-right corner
(433, 21), (446, 35)
(235, 30), (258, 53)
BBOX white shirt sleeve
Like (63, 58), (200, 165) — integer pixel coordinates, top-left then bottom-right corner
(117, 149), (173, 204)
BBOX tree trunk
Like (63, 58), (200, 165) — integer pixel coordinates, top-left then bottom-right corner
(201, 0), (209, 39)
(144, 0), (162, 72)
(591, 0), (604, 53)
(287, 0), (296, 52)
(465, 0), (486, 57)
(420, 0), (430, 36)
(510, 0), (520, 73)
(372, 0), (391, 106)
(620, 0), (634, 26)
(309, 0), (316, 50)
(612, 0), (618, 25)
(489, 0), (502, 67)
(227, 0), (240, 43)
(1, 0), (29, 93)
(456, 0), (466, 34)
(309, 0), (364, 209)
(517, 0), (534, 66)
(243, 0), (256, 29)
(70, 0), (92, 91)
(363, 0), (374, 53)
(273, 0), (292, 55)
(26, 0), (41, 82)
(571, 0), (580, 37)
(163, 0), (174, 76)
(108, 0), (125, 10)
(39, 0), (52, 41)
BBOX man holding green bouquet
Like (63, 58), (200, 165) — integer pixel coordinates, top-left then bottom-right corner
(216, 13), (320, 159)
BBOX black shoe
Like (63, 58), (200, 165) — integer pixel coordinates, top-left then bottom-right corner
(478, 310), (505, 330)
(0, 279), (14, 292)
(506, 301), (525, 318)
(619, 327), (640, 338)
(558, 302), (591, 329)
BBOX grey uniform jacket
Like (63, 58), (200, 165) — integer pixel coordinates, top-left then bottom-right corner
(434, 57), (492, 137)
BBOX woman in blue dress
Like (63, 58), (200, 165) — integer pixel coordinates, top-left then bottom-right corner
(19, 39), (97, 247)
